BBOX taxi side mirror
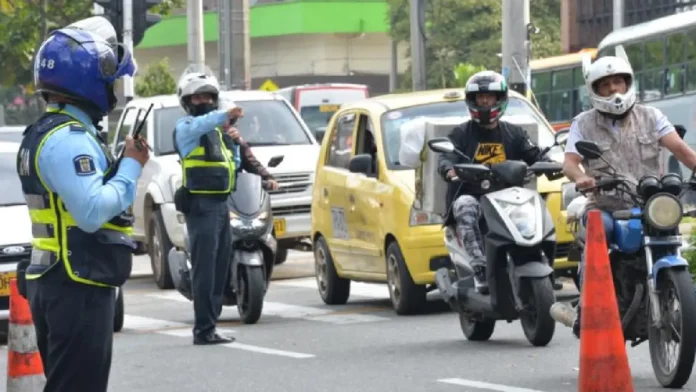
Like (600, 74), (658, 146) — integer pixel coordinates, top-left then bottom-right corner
(349, 154), (373, 175)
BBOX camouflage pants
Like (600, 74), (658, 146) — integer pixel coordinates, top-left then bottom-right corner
(453, 195), (486, 268)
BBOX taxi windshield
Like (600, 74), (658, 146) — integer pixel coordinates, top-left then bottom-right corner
(380, 97), (555, 170)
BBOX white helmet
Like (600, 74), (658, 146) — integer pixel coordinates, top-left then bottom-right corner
(583, 51), (636, 116)
(177, 64), (221, 114)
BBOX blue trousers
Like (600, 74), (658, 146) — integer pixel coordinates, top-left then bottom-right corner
(577, 209), (614, 291)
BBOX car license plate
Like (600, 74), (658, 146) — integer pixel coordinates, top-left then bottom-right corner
(274, 219), (286, 237)
(0, 271), (17, 297)
(319, 104), (340, 112)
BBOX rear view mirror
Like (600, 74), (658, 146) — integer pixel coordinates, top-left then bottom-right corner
(314, 127), (327, 143)
(348, 154), (372, 175)
(675, 125), (687, 139)
(554, 129), (569, 146)
(267, 155), (284, 168)
(427, 138), (455, 154)
(575, 140), (602, 160)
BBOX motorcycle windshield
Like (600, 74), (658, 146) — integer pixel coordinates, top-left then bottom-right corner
(227, 172), (265, 217)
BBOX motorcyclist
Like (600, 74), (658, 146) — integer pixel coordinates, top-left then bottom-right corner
(561, 53), (696, 338)
(437, 70), (547, 294)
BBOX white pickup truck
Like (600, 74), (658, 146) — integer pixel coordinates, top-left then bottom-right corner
(111, 90), (319, 289)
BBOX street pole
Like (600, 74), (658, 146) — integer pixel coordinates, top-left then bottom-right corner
(188, 0), (205, 72)
(230, 0), (251, 89)
(501, 0), (530, 97)
(613, 0), (624, 30)
(122, 0), (134, 101)
(409, 0), (426, 91)
(218, 0), (232, 89)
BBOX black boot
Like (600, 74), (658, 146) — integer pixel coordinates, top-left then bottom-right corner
(572, 306), (581, 339)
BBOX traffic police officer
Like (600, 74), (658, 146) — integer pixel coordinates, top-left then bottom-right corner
(15, 17), (147, 392)
(174, 67), (278, 345)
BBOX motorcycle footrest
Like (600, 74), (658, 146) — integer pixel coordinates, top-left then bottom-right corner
(434, 268), (458, 303)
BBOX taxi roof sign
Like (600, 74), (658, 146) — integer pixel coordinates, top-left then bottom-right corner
(259, 79), (279, 91)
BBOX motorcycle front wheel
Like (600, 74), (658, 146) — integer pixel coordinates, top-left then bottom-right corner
(648, 269), (696, 388)
(236, 265), (266, 324)
(519, 277), (556, 347)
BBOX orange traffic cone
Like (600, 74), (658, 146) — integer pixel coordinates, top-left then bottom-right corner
(578, 210), (634, 392)
(6, 279), (45, 392)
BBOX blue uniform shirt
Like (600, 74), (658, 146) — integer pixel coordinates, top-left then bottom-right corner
(38, 103), (142, 233)
(174, 110), (241, 169)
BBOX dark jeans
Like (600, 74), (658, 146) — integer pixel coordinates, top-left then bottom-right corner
(27, 276), (115, 392)
(185, 195), (232, 337)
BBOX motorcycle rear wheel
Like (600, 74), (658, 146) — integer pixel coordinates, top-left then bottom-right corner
(519, 277), (556, 347)
(648, 269), (696, 388)
(236, 265), (266, 325)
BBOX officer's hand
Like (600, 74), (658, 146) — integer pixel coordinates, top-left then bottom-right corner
(575, 175), (596, 190)
(123, 135), (150, 167)
(267, 179), (280, 190)
(226, 126), (242, 141)
(228, 107), (244, 119)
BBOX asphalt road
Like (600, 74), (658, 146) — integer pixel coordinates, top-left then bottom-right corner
(1, 257), (694, 392)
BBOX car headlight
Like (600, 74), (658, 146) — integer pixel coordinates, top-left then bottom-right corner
(561, 182), (579, 211)
(645, 193), (682, 231)
(409, 207), (443, 226)
(498, 199), (536, 239)
(230, 211), (267, 221)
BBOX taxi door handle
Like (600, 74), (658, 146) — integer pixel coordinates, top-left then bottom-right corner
(349, 194), (355, 204)
(323, 188), (329, 197)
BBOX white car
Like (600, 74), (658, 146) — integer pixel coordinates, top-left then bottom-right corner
(111, 90), (320, 290)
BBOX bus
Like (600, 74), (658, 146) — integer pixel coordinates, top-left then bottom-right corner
(529, 49), (597, 132)
(596, 8), (696, 176)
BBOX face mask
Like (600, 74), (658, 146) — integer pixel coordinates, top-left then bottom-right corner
(191, 102), (216, 116)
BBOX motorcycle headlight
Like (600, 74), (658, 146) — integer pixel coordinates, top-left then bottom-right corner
(409, 207), (443, 226)
(645, 193), (682, 231)
(230, 211), (267, 221)
(498, 199), (537, 239)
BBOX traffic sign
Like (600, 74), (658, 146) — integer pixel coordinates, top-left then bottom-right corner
(259, 79), (279, 91)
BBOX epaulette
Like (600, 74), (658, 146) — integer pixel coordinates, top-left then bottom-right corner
(32, 113), (75, 135)
(68, 123), (86, 133)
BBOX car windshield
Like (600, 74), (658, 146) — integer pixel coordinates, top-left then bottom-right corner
(0, 152), (25, 206)
(154, 99), (312, 155)
(300, 105), (341, 132)
(381, 97), (556, 170)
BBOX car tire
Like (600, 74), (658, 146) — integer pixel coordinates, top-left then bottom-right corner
(314, 236), (350, 305)
(275, 247), (289, 265)
(386, 241), (427, 315)
(149, 210), (174, 290)
(114, 287), (124, 333)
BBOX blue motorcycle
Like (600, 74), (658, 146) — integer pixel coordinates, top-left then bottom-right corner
(569, 140), (696, 388)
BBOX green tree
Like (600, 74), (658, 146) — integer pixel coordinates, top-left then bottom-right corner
(452, 63), (487, 87)
(0, 0), (185, 87)
(134, 57), (177, 98)
(387, 0), (562, 90)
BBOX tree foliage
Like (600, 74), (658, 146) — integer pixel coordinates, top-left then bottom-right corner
(135, 57), (177, 98)
(386, 0), (562, 89)
(0, 0), (184, 87)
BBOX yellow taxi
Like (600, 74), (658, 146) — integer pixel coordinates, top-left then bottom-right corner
(310, 88), (576, 315)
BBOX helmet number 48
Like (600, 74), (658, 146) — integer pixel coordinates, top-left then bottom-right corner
(40, 58), (55, 69)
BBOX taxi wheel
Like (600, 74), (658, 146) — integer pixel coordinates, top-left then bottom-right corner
(314, 236), (350, 305)
(149, 210), (174, 290)
(386, 241), (426, 315)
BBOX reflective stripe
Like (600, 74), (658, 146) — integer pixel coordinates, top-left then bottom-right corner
(31, 223), (53, 239)
(181, 127), (236, 195)
(24, 194), (49, 209)
(30, 249), (56, 266)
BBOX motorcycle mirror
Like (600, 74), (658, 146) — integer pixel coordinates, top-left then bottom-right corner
(427, 138), (455, 154)
(675, 124), (687, 139)
(575, 140), (602, 160)
(267, 155), (284, 168)
(554, 128), (570, 146)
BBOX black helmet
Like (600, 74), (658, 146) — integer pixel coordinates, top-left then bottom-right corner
(464, 71), (509, 126)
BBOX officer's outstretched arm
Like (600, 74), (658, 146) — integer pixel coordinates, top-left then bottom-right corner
(175, 110), (229, 147)
(39, 130), (142, 234)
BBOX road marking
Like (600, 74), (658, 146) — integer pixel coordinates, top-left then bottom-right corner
(147, 291), (390, 324)
(437, 378), (547, 392)
(122, 315), (190, 332)
(158, 327), (235, 338)
(274, 277), (390, 299)
(221, 342), (315, 359)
